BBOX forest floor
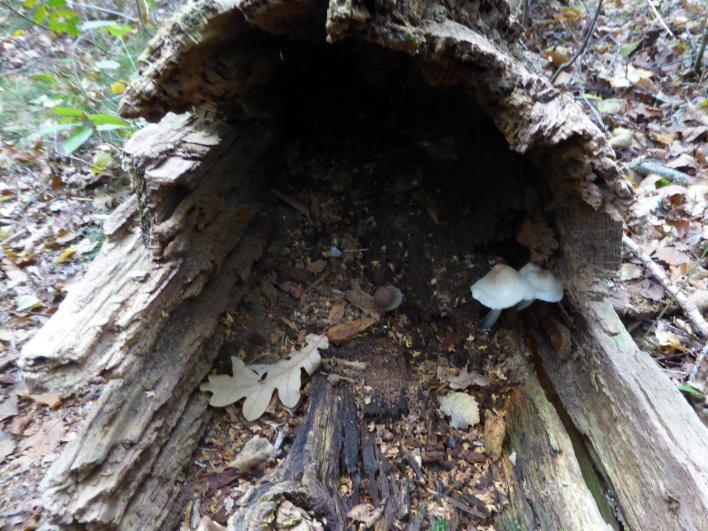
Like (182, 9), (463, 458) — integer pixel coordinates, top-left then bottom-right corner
(0, 0), (706, 529)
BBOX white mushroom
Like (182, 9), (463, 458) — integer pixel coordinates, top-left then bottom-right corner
(516, 262), (563, 310)
(470, 264), (532, 330)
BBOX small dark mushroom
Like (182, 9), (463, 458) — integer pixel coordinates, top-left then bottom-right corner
(373, 285), (403, 312)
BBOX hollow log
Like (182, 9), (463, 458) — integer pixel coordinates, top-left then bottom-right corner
(18, 0), (708, 529)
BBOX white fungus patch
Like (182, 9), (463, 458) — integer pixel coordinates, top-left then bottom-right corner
(439, 392), (480, 429)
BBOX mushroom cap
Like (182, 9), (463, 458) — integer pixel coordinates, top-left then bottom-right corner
(373, 285), (403, 312)
(518, 263), (563, 302)
(470, 264), (531, 310)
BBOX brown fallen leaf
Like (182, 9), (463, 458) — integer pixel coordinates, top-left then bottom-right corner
(326, 317), (377, 344)
(639, 279), (664, 301)
(483, 413), (506, 461)
(345, 281), (379, 317)
(277, 280), (303, 299)
(655, 246), (692, 267)
(437, 365), (490, 390)
(328, 301), (346, 324)
(28, 392), (64, 409)
(306, 259), (327, 274)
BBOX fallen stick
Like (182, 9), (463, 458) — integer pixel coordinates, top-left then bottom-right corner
(645, 0), (675, 39)
(550, 0), (604, 83)
(627, 159), (691, 185)
(689, 343), (708, 383)
(622, 234), (708, 338)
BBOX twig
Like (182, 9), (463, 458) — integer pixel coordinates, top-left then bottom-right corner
(626, 159), (691, 185)
(399, 443), (424, 482)
(522, 0), (530, 27)
(72, 3), (138, 22)
(0, 227), (28, 246)
(623, 234), (708, 338)
(694, 19), (707, 74)
(550, 0), (604, 83)
(645, 0), (675, 39)
(119, 37), (137, 72)
(325, 357), (367, 371)
(270, 188), (310, 218)
(689, 343), (708, 382)
(134, 0), (147, 29)
(444, 494), (488, 520)
(325, 372), (357, 385)
(577, 94), (607, 131)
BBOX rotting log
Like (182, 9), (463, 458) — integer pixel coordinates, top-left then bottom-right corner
(533, 300), (708, 530)
(17, 0), (708, 529)
(228, 375), (411, 531)
(39, 221), (269, 527)
(228, 376), (352, 530)
(22, 112), (274, 527)
(19, 113), (273, 395)
(495, 360), (613, 530)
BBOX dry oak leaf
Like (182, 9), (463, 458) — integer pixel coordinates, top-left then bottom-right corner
(437, 365), (490, 390)
(200, 334), (329, 421)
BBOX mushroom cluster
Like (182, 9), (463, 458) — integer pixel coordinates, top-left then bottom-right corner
(470, 262), (563, 331)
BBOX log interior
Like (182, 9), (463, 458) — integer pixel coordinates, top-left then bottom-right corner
(221, 38), (557, 288)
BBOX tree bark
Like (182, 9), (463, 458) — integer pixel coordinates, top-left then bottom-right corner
(228, 375), (413, 531)
(495, 363), (613, 530)
(533, 299), (708, 530)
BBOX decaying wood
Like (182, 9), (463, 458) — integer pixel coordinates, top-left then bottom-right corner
(120, 393), (213, 530)
(20, 111), (272, 527)
(120, 0), (632, 273)
(228, 376), (410, 531)
(622, 233), (708, 338)
(535, 298), (708, 530)
(39, 222), (267, 527)
(495, 362), (612, 530)
(19, 113), (271, 396)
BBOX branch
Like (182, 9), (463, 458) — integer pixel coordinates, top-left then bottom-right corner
(694, 19), (707, 74)
(622, 234), (708, 339)
(550, 0), (604, 84)
(627, 159), (691, 185)
(689, 343), (708, 383)
(645, 0), (675, 39)
(72, 3), (138, 22)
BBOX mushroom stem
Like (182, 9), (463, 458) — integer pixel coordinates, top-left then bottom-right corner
(516, 299), (534, 311)
(479, 309), (502, 331)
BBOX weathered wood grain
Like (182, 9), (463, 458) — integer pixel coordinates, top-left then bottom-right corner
(535, 298), (708, 531)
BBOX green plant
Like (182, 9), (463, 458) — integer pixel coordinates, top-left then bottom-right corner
(1, 0), (155, 165)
